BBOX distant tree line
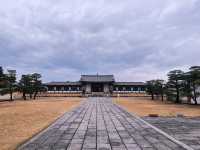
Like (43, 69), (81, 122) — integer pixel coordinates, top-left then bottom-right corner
(146, 66), (200, 105)
(0, 66), (45, 101)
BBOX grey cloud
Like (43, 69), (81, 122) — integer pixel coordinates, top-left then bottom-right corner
(0, 0), (200, 82)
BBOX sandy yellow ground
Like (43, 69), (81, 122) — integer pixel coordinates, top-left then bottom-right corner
(0, 97), (82, 150)
(114, 97), (200, 117)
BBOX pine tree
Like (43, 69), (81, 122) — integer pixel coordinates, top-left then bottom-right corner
(167, 70), (184, 103)
(187, 66), (200, 104)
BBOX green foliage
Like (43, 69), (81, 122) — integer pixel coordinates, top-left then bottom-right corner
(18, 73), (44, 100)
(146, 79), (165, 100)
(2, 70), (17, 101)
(179, 72), (192, 103)
(186, 66), (200, 104)
(32, 73), (43, 99)
(167, 70), (184, 103)
(0, 66), (5, 89)
(0, 66), (44, 100)
(19, 75), (32, 100)
(147, 67), (200, 104)
(0, 66), (3, 77)
(154, 80), (165, 101)
(146, 80), (154, 100)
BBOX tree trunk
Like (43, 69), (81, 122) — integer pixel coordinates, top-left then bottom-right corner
(192, 96), (198, 105)
(151, 93), (154, 100)
(193, 84), (197, 105)
(176, 88), (180, 103)
(10, 91), (13, 101)
(33, 91), (38, 100)
(193, 99), (198, 105)
(161, 93), (164, 101)
(23, 92), (26, 100)
(9, 86), (13, 101)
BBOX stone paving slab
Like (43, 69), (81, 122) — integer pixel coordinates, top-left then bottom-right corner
(18, 98), (191, 150)
(144, 117), (200, 150)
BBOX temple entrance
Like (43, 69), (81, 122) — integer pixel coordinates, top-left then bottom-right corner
(91, 83), (104, 92)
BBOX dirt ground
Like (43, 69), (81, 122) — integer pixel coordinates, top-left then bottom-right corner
(0, 97), (82, 150)
(114, 97), (200, 117)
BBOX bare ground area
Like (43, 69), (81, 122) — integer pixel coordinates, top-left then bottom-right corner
(114, 97), (200, 117)
(0, 97), (82, 150)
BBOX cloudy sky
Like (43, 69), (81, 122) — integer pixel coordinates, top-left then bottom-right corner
(0, 0), (200, 82)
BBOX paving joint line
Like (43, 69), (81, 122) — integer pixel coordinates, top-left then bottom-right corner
(65, 103), (90, 149)
(114, 103), (194, 150)
(17, 102), (85, 150)
(80, 100), (95, 150)
(95, 98), (98, 150)
(42, 103), (86, 149)
(109, 103), (149, 150)
(18, 98), (195, 150)
(100, 100), (113, 150)
(103, 101), (128, 150)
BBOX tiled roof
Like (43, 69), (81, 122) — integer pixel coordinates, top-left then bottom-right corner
(80, 75), (115, 82)
(44, 82), (81, 86)
(114, 82), (145, 86)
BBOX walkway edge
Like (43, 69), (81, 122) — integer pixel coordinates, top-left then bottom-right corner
(17, 101), (85, 150)
(114, 103), (194, 150)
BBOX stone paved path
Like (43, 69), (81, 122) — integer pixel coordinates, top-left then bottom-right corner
(19, 98), (189, 150)
(144, 117), (200, 150)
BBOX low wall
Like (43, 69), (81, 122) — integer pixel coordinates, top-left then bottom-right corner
(38, 91), (148, 97)
(38, 92), (82, 97)
(112, 92), (148, 97)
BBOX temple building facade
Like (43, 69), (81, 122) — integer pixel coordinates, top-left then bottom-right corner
(44, 75), (146, 97)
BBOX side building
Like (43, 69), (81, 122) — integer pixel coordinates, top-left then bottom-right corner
(43, 75), (146, 97)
